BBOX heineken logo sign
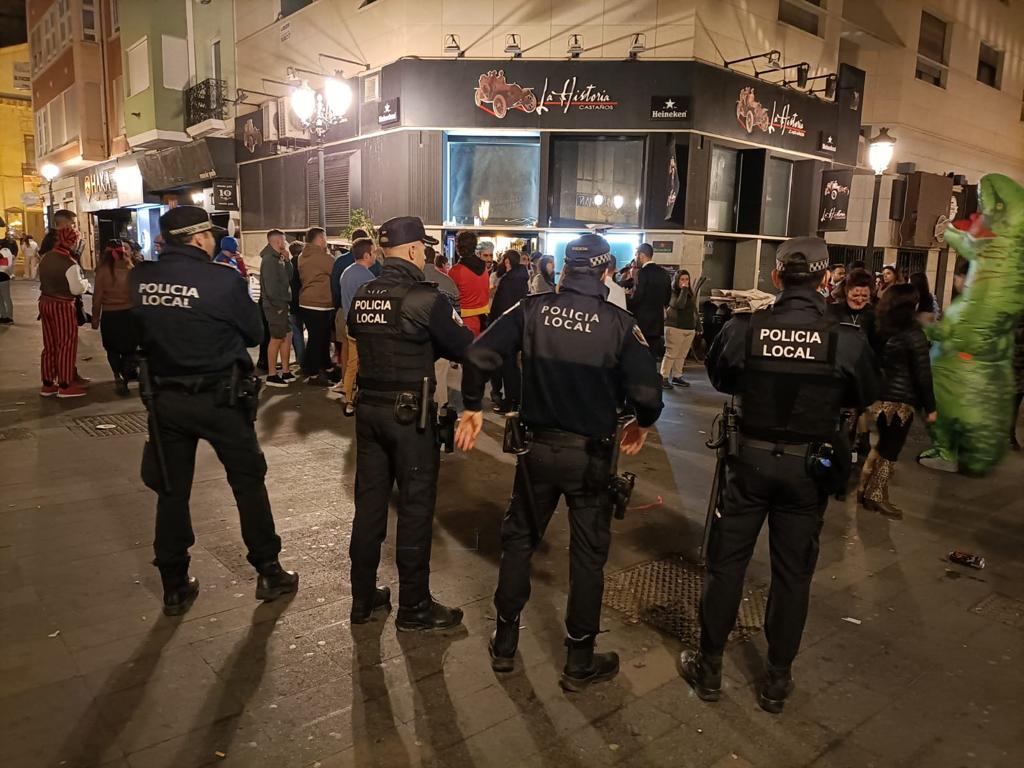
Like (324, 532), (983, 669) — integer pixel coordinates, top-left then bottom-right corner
(650, 96), (688, 120)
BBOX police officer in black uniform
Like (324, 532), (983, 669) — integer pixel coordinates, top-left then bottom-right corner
(455, 233), (664, 691)
(346, 216), (477, 631)
(678, 237), (879, 713)
(131, 206), (298, 616)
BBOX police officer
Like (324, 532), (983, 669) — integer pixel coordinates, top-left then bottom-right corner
(678, 237), (879, 713)
(347, 216), (477, 631)
(455, 233), (664, 691)
(131, 206), (298, 616)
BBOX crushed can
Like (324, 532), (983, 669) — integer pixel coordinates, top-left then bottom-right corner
(948, 550), (985, 570)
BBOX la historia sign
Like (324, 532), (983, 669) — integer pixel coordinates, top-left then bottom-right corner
(473, 69), (616, 119)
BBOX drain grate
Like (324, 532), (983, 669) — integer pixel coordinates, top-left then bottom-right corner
(0, 428), (35, 441)
(68, 412), (149, 438)
(970, 593), (1024, 628)
(603, 554), (768, 647)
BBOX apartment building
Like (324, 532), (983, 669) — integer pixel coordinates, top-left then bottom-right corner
(0, 42), (43, 253)
(26, 0), (240, 266)
(232, 0), (1024, 296)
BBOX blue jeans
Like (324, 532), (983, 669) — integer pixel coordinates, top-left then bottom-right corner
(289, 313), (305, 364)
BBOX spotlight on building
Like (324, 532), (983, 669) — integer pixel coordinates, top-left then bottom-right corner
(628, 33), (647, 60)
(567, 34), (584, 59)
(724, 49), (781, 71)
(504, 34), (522, 58)
(443, 33), (463, 58)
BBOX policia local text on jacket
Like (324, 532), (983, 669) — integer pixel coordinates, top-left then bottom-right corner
(346, 216), (480, 631)
(457, 233), (663, 691)
(130, 206), (298, 616)
(678, 236), (879, 714)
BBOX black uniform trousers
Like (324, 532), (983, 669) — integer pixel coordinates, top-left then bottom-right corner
(350, 401), (440, 608)
(700, 446), (826, 668)
(141, 388), (281, 578)
(495, 431), (613, 639)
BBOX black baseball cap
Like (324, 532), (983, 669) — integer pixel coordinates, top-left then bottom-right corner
(378, 216), (438, 248)
(160, 205), (227, 241)
(776, 236), (829, 275)
(565, 233), (615, 269)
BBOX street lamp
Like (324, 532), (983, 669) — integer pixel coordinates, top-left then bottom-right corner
(40, 163), (59, 226)
(864, 127), (896, 263)
(289, 75), (353, 228)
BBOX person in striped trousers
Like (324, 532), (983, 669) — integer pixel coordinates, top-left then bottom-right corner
(37, 227), (91, 398)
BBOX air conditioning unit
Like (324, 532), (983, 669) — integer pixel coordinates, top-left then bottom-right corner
(260, 99), (280, 141)
(276, 96), (309, 140)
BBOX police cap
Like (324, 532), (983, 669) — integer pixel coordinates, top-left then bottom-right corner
(160, 205), (227, 242)
(378, 216), (438, 248)
(775, 236), (829, 276)
(565, 233), (614, 270)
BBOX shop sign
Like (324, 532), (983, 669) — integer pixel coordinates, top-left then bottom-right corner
(473, 69), (615, 119)
(818, 131), (838, 153)
(650, 96), (688, 120)
(377, 97), (400, 127)
(13, 61), (30, 90)
(736, 86), (805, 138)
(818, 169), (853, 232)
(213, 180), (238, 210)
(652, 240), (674, 253)
(83, 167), (117, 202)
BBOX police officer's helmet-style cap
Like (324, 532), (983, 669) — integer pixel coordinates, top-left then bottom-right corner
(378, 216), (439, 248)
(775, 236), (830, 275)
(160, 205), (227, 241)
(565, 233), (614, 269)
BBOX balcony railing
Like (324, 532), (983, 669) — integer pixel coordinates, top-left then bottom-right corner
(185, 78), (228, 128)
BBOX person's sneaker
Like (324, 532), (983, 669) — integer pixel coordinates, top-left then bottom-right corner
(163, 576), (200, 617)
(40, 383), (59, 397)
(661, 378), (674, 390)
(265, 374), (288, 388)
(677, 649), (722, 702)
(343, 402), (355, 417)
(255, 561), (299, 601)
(916, 450), (958, 473)
(281, 371), (297, 384)
(57, 383), (87, 399)
(396, 597), (464, 632)
(350, 586), (392, 624)
(671, 376), (690, 388)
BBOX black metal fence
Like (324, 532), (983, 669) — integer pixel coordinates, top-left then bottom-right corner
(184, 78), (227, 128)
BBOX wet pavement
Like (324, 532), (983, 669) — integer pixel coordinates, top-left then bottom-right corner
(1, 278), (1022, 768)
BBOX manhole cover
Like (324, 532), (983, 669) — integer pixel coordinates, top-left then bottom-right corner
(0, 428), (34, 441)
(970, 593), (1024, 628)
(603, 554), (767, 646)
(68, 412), (149, 437)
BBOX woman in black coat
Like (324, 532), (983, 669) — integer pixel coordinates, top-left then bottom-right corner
(858, 284), (937, 518)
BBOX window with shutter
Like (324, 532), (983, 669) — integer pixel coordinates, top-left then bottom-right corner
(306, 152), (352, 230)
(916, 12), (949, 87)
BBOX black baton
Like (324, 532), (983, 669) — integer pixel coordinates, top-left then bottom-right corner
(138, 355), (171, 494)
(503, 412), (541, 546)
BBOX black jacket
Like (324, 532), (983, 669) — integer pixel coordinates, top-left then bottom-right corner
(875, 325), (936, 412)
(130, 243), (262, 376)
(491, 264), (529, 318)
(463, 272), (663, 437)
(828, 301), (877, 349)
(628, 262), (672, 339)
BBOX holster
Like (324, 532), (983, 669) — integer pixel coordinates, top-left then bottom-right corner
(804, 439), (849, 495)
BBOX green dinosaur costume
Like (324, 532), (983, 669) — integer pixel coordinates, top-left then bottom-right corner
(920, 174), (1024, 475)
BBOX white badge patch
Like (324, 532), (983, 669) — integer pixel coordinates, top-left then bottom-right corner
(452, 308), (464, 327)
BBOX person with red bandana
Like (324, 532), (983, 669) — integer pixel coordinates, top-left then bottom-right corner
(448, 231), (491, 337)
(37, 227), (91, 398)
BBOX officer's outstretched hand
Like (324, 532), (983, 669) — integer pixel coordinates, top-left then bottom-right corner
(620, 421), (649, 456)
(456, 410), (484, 452)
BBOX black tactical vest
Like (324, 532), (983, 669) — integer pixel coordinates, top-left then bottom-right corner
(740, 309), (844, 442)
(350, 281), (435, 392)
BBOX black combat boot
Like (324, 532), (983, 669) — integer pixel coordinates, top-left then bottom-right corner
(395, 596), (464, 632)
(488, 614), (520, 673)
(255, 560), (299, 602)
(677, 649), (722, 701)
(757, 663), (794, 714)
(350, 586), (392, 624)
(161, 574), (200, 617)
(559, 635), (619, 693)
